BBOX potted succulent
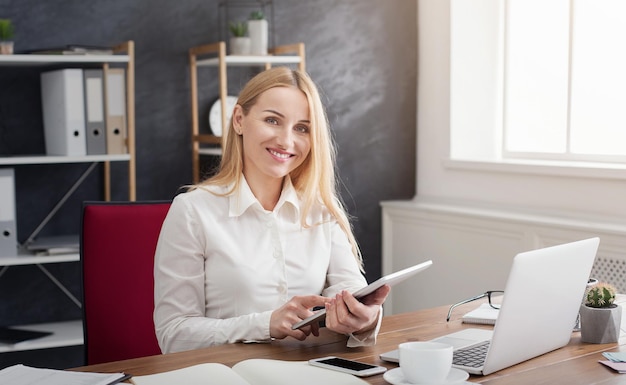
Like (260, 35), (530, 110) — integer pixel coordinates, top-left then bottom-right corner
(0, 18), (14, 55)
(229, 20), (250, 55)
(580, 282), (622, 343)
(248, 10), (268, 55)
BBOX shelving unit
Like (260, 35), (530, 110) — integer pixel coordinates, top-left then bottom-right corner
(188, 41), (305, 183)
(0, 40), (136, 201)
(0, 40), (136, 355)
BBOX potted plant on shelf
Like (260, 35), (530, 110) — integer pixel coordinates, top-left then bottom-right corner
(248, 10), (268, 55)
(0, 18), (14, 55)
(229, 20), (250, 55)
(580, 282), (622, 343)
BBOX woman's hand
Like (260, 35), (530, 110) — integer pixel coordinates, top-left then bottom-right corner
(270, 295), (328, 341)
(324, 284), (391, 335)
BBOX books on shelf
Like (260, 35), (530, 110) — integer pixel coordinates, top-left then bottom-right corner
(130, 359), (368, 385)
(26, 234), (79, 256)
(40, 68), (127, 156)
(20, 45), (114, 55)
(0, 364), (129, 385)
(462, 303), (500, 325)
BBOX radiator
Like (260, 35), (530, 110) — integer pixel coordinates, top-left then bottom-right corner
(591, 256), (626, 294)
(381, 198), (626, 315)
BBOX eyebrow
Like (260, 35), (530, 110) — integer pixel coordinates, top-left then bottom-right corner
(263, 109), (311, 124)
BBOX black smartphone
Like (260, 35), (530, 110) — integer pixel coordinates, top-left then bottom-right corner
(308, 356), (387, 377)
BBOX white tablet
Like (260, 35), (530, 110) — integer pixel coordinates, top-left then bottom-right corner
(291, 260), (433, 330)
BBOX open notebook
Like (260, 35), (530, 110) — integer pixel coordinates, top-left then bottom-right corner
(130, 359), (368, 385)
(381, 238), (599, 376)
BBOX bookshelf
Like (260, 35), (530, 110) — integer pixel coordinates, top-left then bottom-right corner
(0, 40), (136, 355)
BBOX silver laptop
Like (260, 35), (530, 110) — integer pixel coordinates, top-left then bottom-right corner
(380, 237), (599, 376)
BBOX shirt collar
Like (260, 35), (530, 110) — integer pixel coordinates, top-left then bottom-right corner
(229, 175), (300, 222)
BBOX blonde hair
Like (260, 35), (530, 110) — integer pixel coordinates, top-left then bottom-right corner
(196, 67), (362, 269)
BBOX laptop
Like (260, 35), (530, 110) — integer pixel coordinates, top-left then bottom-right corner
(380, 237), (599, 376)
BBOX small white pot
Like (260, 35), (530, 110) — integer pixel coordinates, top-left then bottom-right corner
(248, 19), (268, 55)
(229, 37), (251, 55)
(0, 41), (14, 55)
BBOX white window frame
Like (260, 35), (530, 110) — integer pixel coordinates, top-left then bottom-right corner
(449, 0), (626, 178)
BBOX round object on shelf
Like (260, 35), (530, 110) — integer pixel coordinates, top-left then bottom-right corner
(209, 95), (238, 137)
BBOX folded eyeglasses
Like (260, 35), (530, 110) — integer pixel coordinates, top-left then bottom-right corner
(446, 290), (504, 322)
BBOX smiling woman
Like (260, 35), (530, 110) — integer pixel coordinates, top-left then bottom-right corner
(153, 67), (391, 354)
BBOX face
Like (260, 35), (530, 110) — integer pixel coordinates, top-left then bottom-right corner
(233, 86), (311, 186)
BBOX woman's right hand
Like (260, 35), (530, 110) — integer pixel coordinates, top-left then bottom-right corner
(270, 295), (328, 341)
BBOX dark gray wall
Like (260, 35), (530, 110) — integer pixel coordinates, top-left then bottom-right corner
(0, 0), (416, 368)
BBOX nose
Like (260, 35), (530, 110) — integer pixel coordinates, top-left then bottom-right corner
(275, 127), (293, 149)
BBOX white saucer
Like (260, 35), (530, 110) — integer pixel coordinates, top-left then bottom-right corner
(383, 367), (470, 385)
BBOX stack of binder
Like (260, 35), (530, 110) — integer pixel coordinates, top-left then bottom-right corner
(40, 68), (128, 156)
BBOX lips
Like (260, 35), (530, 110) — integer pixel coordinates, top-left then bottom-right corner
(268, 148), (293, 159)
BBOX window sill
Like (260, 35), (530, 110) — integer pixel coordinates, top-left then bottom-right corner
(443, 158), (626, 181)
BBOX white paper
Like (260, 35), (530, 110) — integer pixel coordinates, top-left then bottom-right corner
(130, 363), (249, 385)
(0, 364), (126, 385)
(462, 303), (500, 325)
(233, 359), (368, 385)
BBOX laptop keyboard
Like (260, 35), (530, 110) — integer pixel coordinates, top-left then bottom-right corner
(453, 340), (491, 368)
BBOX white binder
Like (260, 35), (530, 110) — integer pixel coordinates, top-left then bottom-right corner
(0, 168), (17, 258)
(40, 69), (87, 156)
(104, 68), (127, 154)
(83, 69), (107, 155)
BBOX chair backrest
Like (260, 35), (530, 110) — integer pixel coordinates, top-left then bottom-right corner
(81, 201), (170, 365)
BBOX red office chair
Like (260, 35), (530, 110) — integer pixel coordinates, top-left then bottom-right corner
(81, 201), (171, 365)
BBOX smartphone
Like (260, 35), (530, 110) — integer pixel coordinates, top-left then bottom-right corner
(308, 356), (387, 377)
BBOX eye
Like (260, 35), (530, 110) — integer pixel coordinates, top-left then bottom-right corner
(294, 124), (310, 134)
(265, 117), (279, 125)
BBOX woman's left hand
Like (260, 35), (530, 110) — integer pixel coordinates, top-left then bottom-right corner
(323, 284), (391, 335)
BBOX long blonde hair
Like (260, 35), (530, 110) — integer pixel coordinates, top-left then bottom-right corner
(197, 67), (362, 269)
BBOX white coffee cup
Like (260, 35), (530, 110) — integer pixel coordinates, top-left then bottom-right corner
(399, 341), (453, 384)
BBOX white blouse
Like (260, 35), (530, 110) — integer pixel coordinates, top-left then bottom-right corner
(153, 176), (380, 353)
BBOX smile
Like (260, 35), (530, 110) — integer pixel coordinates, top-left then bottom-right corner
(268, 149), (293, 159)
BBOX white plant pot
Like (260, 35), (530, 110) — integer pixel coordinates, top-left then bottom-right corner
(0, 41), (14, 55)
(229, 37), (251, 55)
(248, 19), (268, 55)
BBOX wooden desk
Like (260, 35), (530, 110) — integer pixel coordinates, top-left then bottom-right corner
(74, 301), (625, 384)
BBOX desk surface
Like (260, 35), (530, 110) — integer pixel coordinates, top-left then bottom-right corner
(74, 300), (626, 384)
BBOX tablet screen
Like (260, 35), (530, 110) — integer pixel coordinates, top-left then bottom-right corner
(291, 260), (433, 330)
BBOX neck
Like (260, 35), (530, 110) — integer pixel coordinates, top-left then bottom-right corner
(244, 173), (284, 211)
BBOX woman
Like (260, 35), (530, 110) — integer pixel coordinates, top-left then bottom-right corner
(154, 67), (389, 354)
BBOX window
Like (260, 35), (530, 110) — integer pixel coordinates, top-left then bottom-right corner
(451, 0), (626, 165)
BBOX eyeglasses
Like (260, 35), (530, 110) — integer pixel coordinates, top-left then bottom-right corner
(446, 290), (504, 322)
